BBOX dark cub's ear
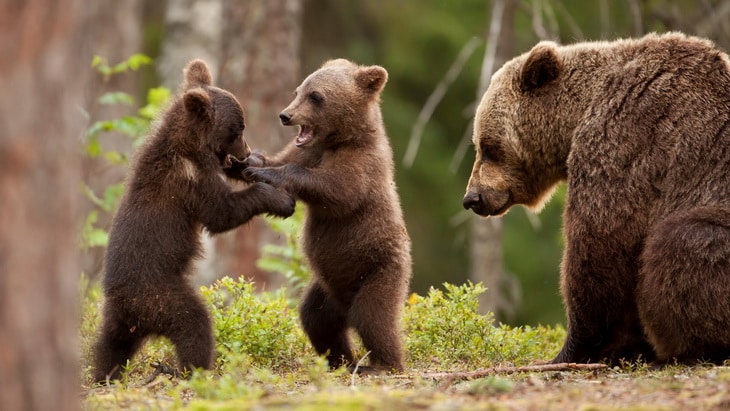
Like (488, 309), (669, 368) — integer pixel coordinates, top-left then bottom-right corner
(184, 59), (213, 90)
(519, 41), (561, 93)
(355, 65), (388, 94)
(183, 89), (213, 122)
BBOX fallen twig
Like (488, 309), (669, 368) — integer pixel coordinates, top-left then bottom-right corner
(421, 362), (608, 389)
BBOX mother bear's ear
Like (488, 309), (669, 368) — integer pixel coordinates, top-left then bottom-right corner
(518, 41), (562, 93)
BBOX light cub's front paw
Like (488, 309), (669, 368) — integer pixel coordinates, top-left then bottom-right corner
(244, 167), (279, 186)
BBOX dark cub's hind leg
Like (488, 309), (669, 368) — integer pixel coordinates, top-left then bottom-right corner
(299, 280), (353, 369)
(92, 308), (146, 383)
(158, 286), (215, 375)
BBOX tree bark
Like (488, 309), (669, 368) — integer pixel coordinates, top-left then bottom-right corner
(0, 1), (89, 409)
(156, 0), (301, 288)
(470, 0), (517, 318)
(215, 0), (302, 289)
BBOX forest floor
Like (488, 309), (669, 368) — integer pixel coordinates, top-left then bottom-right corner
(82, 362), (730, 410)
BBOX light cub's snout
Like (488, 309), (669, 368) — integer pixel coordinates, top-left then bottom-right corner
(279, 112), (292, 125)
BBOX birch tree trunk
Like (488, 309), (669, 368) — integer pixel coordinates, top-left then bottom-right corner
(0, 1), (90, 409)
(470, 0), (517, 317)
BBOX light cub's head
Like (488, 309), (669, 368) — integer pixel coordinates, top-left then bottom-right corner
(463, 41), (564, 217)
(279, 58), (388, 148)
(181, 59), (251, 169)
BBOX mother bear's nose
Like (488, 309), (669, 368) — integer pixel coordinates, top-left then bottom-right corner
(279, 112), (292, 125)
(462, 191), (481, 210)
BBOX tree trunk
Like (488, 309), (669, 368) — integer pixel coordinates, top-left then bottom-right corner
(157, 0), (225, 285)
(470, 0), (517, 318)
(0, 1), (89, 409)
(157, 0), (302, 288)
(157, 0), (223, 90)
(214, 0), (302, 289)
(81, 0), (142, 279)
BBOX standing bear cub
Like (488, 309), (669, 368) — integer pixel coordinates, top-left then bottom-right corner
(92, 59), (295, 383)
(243, 59), (412, 372)
(463, 32), (730, 365)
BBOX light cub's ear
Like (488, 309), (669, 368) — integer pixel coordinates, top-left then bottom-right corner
(355, 65), (388, 94)
(183, 89), (213, 122)
(519, 41), (561, 92)
(184, 59), (213, 90)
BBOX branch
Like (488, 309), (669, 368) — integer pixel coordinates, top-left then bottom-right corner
(403, 36), (481, 168)
(448, 0), (507, 172)
(421, 362), (608, 388)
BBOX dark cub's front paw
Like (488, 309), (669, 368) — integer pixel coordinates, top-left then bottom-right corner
(222, 155), (249, 181)
(253, 182), (295, 218)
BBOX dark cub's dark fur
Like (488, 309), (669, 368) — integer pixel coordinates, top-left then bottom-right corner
(92, 59), (294, 383)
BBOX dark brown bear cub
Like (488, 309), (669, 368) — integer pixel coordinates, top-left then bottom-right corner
(244, 59), (412, 372)
(463, 32), (730, 365)
(92, 59), (295, 383)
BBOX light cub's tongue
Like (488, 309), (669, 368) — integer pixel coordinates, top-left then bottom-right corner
(295, 125), (314, 146)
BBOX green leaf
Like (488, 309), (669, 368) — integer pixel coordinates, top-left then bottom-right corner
(98, 91), (135, 106)
(86, 136), (102, 157)
(91, 55), (105, 68)
(87, 228), (109, 247)
(139, 87), (171, 119)
(126, 53), (152, 70)
(100, 183), (124, 212)
(104, 150), (126, 165)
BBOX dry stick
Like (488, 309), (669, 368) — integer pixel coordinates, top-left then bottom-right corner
(350, 351), (371, 387)
(421, 362), (608, 388)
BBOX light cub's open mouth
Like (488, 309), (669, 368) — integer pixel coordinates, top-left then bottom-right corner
(295, 125), (314, 147)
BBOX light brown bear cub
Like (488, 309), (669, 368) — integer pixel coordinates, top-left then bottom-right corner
(463, 32), (730, 365)
(243, 59), (412, 372)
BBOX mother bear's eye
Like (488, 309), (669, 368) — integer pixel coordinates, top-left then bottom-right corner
(480, 142), (503, 163)
(308, 91), (324, 104)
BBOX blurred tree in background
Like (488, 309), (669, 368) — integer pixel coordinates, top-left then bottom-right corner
(79, 0), (730, 328)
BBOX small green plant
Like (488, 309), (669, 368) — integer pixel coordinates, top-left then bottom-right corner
(404, 282), (564, 370)
(201, 276), (312, 372)
(80, 54), (170, 251)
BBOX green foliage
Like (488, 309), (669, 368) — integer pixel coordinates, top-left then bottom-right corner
(256, 205), (312, 292)
(405, 282), (564, 370)
(200, 277), (312, 372)
(80, 54), (170, 251)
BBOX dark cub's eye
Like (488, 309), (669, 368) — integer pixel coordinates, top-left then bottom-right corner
(228, 127), (241, 142)
(308, 91), (323, 104)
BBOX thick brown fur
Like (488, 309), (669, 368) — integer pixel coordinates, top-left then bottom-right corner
(92, 59), (295, 383)
(463, 32), (730, 365)
(243, 59), (412, 372)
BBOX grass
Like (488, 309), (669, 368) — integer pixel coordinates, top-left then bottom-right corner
(79, 277), (730, 410)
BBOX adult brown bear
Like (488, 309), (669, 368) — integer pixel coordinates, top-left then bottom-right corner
(463, 32), (730, 365)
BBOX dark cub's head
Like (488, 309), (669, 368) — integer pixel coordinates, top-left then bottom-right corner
(278, 58), (388, 148)
(181, 59), (251, 168)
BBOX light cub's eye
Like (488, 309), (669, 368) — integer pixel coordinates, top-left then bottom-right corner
(308, 91), (323, 104)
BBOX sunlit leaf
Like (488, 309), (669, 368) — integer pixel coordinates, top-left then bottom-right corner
(98, 91), (135, 106)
